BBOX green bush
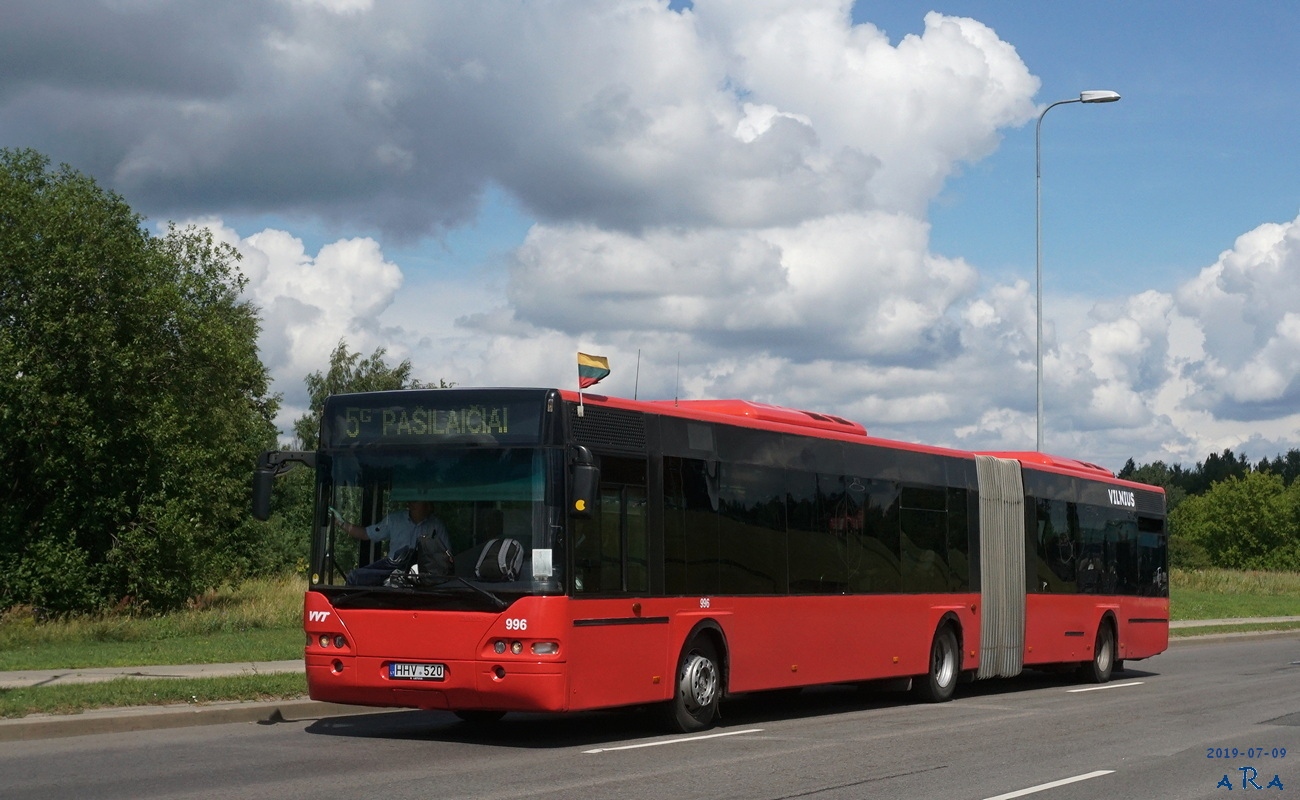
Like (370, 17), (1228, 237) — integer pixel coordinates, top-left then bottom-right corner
(0, 148), (280, 614)
(1170, 472), (1300, 571)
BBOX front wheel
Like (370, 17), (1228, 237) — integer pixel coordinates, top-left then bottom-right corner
(913, 626), (959, 703)
(1077, 621), (1115, 683)
(664, 637), (722, 732)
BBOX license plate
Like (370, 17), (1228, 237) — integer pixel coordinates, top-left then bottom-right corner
(389, 662), (446, 681)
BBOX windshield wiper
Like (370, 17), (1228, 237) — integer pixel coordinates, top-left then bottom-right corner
(418, 575), (508, 610)
(329, 586), (400, 607)
(324, 578), (508, 611)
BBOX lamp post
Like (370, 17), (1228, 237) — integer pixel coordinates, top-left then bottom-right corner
(1035, 89), (1121, 451)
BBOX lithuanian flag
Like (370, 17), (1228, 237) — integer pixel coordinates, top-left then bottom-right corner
(577, 352), (610, 389)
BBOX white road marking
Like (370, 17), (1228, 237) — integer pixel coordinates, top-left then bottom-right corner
(1067, 680), (1144, 693)
(983, 770), (1116, 800)
(582, 728), (764, 754)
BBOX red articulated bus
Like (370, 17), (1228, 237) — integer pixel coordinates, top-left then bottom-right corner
(252, 387), (1168, 731)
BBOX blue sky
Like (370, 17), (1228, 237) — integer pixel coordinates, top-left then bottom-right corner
(3, 0), (1299, 469)
(859, 1), (1300, 295)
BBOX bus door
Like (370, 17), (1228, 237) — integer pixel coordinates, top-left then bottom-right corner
(571, 456), (649, 594)
(568, 456), (668, 709)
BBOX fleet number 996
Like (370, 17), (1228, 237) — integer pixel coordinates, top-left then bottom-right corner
(505, 618), (528, 631)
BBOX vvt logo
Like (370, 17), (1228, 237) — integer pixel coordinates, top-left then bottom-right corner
(1108, 489), (1136, 508)
(308, 610), (331, 623)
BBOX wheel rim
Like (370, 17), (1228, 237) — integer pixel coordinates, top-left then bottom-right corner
(679, 652), (718, 713)
(932, 634), (956, 688)
(1096, 629), (1113, 673)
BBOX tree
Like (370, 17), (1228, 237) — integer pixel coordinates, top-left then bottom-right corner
(0, 149), (279, 613)
(1185, 449), (1251, 496)
(1117, 459), (1188, 512)
(292, 339), (447, 448)
(1258, 449), (1300, 486)
(1169, 472), (1300, 570)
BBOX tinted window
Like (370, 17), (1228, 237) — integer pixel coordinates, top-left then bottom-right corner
(718, 464), (788, 594)
(664, 457), (719, 595)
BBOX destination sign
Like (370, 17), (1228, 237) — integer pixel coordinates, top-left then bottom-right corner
(322, 391), (546, 447)
(342, 404), (510, 439)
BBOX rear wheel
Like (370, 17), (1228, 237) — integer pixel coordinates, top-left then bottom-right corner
(664, 637), (721, 732)
(1077, 621), (1115, 683)
(913, 626), (959, 703)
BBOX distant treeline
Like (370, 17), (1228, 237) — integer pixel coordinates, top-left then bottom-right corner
(1120, 450), (1300, 571)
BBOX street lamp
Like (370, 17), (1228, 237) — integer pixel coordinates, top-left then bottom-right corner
(1035, 90), (1121, 452)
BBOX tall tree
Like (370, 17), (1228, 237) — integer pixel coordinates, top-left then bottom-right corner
(0, 149), (279, 613)
(292, 339), (446, 448)
(1117, 459), (1187, 511)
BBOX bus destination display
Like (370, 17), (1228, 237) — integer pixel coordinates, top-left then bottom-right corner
(324, 395), (544, 446)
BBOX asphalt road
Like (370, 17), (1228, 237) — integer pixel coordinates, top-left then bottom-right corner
(1, 634), (1296, 800)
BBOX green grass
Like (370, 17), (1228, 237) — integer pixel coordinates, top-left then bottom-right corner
(0, 575), (304, 671)
(0, 673), (308, 719)
(1170, 568), (1300, 621)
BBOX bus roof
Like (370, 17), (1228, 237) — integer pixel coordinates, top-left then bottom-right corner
(642, 398), (868, 436)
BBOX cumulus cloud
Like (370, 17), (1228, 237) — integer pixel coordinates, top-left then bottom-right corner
(0, 1), (1037, 237)
(1175, 217), (1300, 417)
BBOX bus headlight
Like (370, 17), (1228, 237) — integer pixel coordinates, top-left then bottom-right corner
(510, 641), (523, 655)
(531, 642), (559, 655)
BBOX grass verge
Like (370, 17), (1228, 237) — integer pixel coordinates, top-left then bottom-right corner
(0, 674), (308, 719)
(0, 575), (303, 671)
(1170, 568), (1300, 620)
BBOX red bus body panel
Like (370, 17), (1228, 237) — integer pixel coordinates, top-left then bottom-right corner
(306, 591), (993, 712)
(306, 586), (1166, 712)
(1023, 594), (1168, 665)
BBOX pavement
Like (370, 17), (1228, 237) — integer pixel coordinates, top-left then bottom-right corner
(2, 617), (1297, 742)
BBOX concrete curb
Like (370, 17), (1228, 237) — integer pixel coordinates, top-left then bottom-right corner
(1169, 616), (1300, 629)
(0, 699), (381, 742)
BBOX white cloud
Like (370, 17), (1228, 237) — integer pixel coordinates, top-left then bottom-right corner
(185, 219), (406, 431)
(1174, 216), (1300, 418)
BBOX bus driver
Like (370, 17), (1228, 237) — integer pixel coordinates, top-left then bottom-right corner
(334, 500), (453, 584)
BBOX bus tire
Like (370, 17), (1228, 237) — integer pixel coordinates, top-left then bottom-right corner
(1077, 621), (1115, 684)
(913, 625), (959, 703)
(664, 636), (721, 732)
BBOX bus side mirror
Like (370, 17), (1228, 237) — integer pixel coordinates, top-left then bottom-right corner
(569, 446), (599, 518)
(251, 450), (316, 521)
(252, 468), (275, 521)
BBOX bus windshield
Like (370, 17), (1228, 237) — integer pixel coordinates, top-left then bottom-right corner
(315, 446), (565, 596)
